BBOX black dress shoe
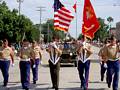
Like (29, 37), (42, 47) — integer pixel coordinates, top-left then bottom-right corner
(3, 83), (7, 87)
(83, 86), (87, 90)
(23, 87), (29, 90)
(25, 88), (29, 90)
(55, 87), (58, 90)
(51, 86), (55, 89)
(108, 84), (111, 88)
(101, 78), (104, 81)
(80, 84), (83, 88)
(33, 81), (36, 84)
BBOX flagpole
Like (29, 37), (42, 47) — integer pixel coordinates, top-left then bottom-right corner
(75, 2), (77, 40)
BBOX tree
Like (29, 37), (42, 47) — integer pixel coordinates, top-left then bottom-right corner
(107, 16), (114, 24)
(35, 19), (66, 43)
(0, 1), (40, 43)
(78, 33), (83, 40)
(107, 16), (114, 32)
(94, 17), (109, 41)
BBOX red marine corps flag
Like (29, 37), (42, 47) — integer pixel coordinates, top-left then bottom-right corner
(54, 0), (74, 32)
(82, 0), (100, 39)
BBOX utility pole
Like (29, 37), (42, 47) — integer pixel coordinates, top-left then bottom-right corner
(47, 19), (50, 43)
(17, 0), (24, 17)
(16, 0), (24, 46)
(37, 7), (45, 43)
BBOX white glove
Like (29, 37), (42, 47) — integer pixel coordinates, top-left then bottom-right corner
(33, 64), (36, 68)
(104, 63), (107, 68)
(54, 44), (58, 49)
(11, 63), (15, 67)
(52, 42), (57, 49)
(100, 61), (102, 65)
(40, 60), (43, 65)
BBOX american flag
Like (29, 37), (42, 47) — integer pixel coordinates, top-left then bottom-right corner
(73, 3), (76, 12)
(54, 0), (74, 32)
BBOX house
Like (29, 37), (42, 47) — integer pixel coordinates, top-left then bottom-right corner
(109, 27), (116, 36)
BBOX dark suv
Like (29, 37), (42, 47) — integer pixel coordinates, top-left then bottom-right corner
(60, 42), (77, 66)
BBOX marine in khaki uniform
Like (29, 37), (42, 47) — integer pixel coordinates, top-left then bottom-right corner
(98, 38), (109, 82)
(77, 36), (92, 90)
(18, 39), (33, 90)
(0, 39), (14, 87)
(0, 40), (3, 59)
(46, 36), (62, 90)
(30, 40), (42, 84)
(102, 36), (120, 90)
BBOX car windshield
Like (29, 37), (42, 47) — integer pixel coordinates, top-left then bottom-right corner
(63, 42), (77, 52)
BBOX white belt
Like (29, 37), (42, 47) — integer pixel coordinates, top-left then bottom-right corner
(30, 58), (40, 60)
(0, 59), (10, 61)
(0, 59), (4, 61)
(20, 58), (30, 61)
(108, 59), (119, 61)
(35, 57), (40, 59)
(78, 59), (89, 63)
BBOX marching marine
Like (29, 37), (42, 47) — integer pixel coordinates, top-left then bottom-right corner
(18, 39), (33, 90)
(102, 36), (120, 90)
(30, 40), (42, 84)
(98, 38), (109, 82)
(0, 39), (14, 87)
(77, 36), (92, 90)
(46, 36), (62, 90)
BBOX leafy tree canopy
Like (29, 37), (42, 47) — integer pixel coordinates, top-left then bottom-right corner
(0, 1), (40, 43)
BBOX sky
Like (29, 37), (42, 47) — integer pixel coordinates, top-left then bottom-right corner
(3, 0), (120, 38)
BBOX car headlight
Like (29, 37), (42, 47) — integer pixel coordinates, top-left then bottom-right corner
(70, 53), (73, 56)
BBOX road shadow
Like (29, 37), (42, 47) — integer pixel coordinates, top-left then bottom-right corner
(68, 80), (104, 84)
(0, 85), (120, 90)
(0, 85), (21, 90)
(61, 87), (109, 90)
(0, 83), (49, 90)
(60, 88), (119, 90)
(89, 81), (103, 84)
(9, 81), (20, 84)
